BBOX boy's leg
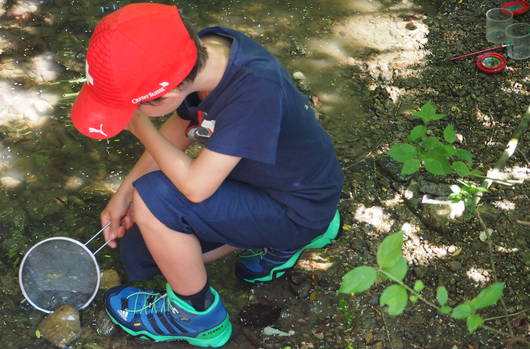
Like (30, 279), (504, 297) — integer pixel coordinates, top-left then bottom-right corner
(120, 225), (238, 281)
(105, 190), (232, 347)
(131, 189), (206, 296)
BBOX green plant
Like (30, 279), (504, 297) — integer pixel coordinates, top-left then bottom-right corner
(389, 102), (481, 177)
(388, 102), (491, 216)
(338, 232), (514, 335)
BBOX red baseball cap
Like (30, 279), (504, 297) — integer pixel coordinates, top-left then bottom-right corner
(71, 3), (197, 139)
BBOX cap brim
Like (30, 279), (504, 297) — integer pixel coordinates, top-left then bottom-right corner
(71, 84), (136, 139)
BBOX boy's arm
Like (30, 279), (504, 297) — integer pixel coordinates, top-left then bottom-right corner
(101, 113), (193, 247)
(115, 113), (193, 196)
(128, 111), (240, 203)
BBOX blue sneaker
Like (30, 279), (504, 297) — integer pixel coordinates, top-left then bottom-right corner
(105, 283), (232, 348)
(235, 210), (341, 283)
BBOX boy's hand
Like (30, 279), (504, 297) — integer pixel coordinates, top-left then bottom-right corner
(101, 189), (135, 248)
(126, 110), (152, 137)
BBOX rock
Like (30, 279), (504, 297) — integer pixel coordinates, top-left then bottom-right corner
(290, 279), (312, 299)
(99, 269), (121, 290)
(448, 261), (462, 272)
(418, 180), (452, 196)
(37, 305), (81, 348)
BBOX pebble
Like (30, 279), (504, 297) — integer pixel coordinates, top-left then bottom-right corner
(99, 269), (121, 290)
(448, 261), (461, 272)
(37, 305), (81, 348)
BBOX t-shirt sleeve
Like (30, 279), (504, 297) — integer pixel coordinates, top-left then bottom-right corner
(205, 77), (283, 164)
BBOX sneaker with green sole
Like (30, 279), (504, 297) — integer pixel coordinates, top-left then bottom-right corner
(235, 210), (341, 283)
(105, 283), (232, 348)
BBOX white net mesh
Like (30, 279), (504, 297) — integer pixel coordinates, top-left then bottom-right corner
(20, 238), (99, 312)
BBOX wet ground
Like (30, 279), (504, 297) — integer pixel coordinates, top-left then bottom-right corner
(0, 0), (529, 348)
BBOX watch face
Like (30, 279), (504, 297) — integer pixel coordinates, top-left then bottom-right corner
(196, 127), (211, 137)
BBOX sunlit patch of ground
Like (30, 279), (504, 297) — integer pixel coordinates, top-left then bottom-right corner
(314, 3), (429, 83)
(401, 222), (461, 265)
(354, 204), (394, 233)
(0, 80), (57, 127)
(466, 267), (492, 286)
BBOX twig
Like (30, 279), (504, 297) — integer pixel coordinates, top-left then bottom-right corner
(474, 105), (530, 205)
(481, 325), (530, 345)
(484, 308), (529, 322)
(377, 309), (395, 349)
(475, 210), (514, 336)
(516, 220), (530, 226)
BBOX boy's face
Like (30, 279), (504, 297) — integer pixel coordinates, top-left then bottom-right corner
(137, 87), (187, 117)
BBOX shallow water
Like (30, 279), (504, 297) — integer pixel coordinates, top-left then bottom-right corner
(0, 0), (440, 347)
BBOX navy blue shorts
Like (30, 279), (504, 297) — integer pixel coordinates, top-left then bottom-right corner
(120, 170), (324, 280)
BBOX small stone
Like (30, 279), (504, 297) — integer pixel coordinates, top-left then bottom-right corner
(292, 71), (306, 81)
(406, 21), (417, 30)
(100, 269), (121, 290)
(448, 261), (461, 272)
(37, 305), (81, 348)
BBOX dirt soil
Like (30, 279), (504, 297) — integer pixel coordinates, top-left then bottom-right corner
(0, 0), (529, 348)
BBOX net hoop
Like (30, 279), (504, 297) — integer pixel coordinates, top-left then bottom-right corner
(18, 236), (101, 314)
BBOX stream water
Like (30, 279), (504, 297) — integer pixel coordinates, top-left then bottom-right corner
(0, 0), (441, 347)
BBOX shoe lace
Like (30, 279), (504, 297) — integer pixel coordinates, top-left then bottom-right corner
(240, 248), (268, 259)
(126, 291), (178, 315)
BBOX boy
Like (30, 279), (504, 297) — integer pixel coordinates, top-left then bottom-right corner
(71, 3), (343, 348)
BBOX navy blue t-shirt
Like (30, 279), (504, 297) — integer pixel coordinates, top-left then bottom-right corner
(177, 27), (343, 230)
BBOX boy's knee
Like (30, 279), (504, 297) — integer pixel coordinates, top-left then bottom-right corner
(131, 189), (153, 228)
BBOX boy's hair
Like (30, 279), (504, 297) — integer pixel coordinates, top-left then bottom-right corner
(181, 16), (208, 84)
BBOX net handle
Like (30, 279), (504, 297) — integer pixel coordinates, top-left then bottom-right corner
(83, 222), (111, 255)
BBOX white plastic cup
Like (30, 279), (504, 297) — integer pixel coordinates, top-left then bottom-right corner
(506, 23), (530, 60)
(485, 8), (513, 44)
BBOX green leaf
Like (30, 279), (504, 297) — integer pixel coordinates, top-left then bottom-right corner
(381, 256), (408, 282)
(413, 280), (425, 292)
(470, 169), (482, 176)
(338, 266), (377, 294)
(475, 186), (489, 193)
(409, 295), (419, 303)
(451, 303), (473, 319)
(466, 314), (484, 333)
(376, 232), (404, 269)
(401, 158), (421, 175)
(389, 143), (418, 163)
(440, 305), (452, 314)
(380, 285), (408, 316)
(436, 286), (448, 306)
(411, 102), (446, 125)
(469, 282), (505, 310)
(455, 148), (473, 163)
(443, 124), (457, 144)
(421, 136), (444, 151)
(443, 144), (457, 157)
(424, 157), (452, 175)
(408, 125), (427, 142)
(452, 161), (470, 177)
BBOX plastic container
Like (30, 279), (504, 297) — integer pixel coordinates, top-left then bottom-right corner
(475, 53), (507, 73)
(485, 8), (514, 44)
(505, 23), (530, 60)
